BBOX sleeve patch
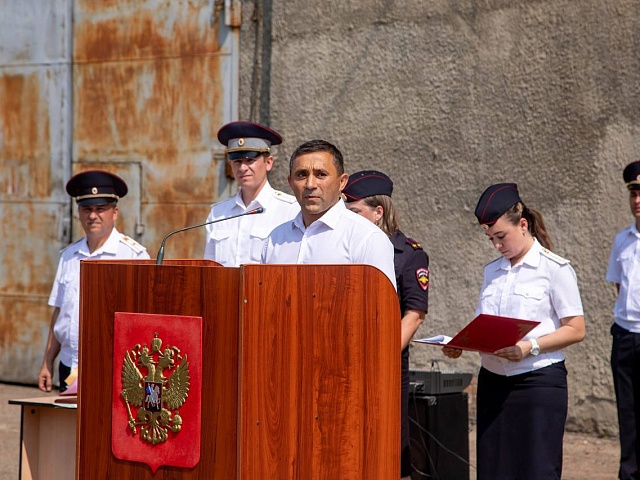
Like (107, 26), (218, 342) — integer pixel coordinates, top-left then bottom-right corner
(416, 267), (429, 291)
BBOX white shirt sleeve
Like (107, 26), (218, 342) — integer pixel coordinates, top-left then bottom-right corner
(605, 234), (622, 284)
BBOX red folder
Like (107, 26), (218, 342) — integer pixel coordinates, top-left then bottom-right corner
(414, 314), (540, 353)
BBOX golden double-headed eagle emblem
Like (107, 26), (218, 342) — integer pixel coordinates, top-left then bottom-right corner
(120, 332), (190, 445)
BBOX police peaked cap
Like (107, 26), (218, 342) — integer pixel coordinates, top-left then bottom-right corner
(342, 170), (394, 202)
(474, 183), (521, 227)
(218, 121), (282, 160)
(66, 170), (128, 206)
(623, 160), (640, 190)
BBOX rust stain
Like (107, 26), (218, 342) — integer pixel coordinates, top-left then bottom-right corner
(142, 203), (213, 259)
(0, 0), (234, 383)
(0, 202), (61, 295)
(74, 1), (221, 62)
(74, 55), (223, 203)
(74, 56), (222, 150)
(0, 296), (51, 371)
(0, 73), (52, 198)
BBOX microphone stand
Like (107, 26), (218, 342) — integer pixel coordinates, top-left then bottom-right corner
(155, 207), (265, 265)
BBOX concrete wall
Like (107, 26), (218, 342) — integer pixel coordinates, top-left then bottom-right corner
(237, 0), (640, 434)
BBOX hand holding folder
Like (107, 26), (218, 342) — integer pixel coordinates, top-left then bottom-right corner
(414, 313), (540, 353)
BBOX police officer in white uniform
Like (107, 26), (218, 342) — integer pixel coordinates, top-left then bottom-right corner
(606, 160), (640, 480)
(261, 139), (396, 288)
(38, 170), (150, 393)
(444, 183), (585, 480)
(204, 121), (299, 266)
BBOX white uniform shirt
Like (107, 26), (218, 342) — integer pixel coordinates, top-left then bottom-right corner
(476, 239), (584, 376)
(48, 229), (150, 368)
(606, 223), (640, 332)
(204, 181), (299, 267)
(261, 199), (397, 289)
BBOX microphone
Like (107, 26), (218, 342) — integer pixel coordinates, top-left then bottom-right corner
(155, 207), (265, 265)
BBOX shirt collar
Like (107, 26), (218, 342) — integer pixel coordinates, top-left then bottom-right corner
(490, 238), (542, 271)
(291, 199), (346, 232)
(75, 228), (121, 257)
(234, 181), (273, 209)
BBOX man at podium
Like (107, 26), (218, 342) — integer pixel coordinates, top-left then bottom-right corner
(38, 170), (150, 393)
(261, 139), (396, 288)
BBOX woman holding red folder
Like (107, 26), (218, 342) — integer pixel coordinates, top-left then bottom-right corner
(444, 183), (585, 480)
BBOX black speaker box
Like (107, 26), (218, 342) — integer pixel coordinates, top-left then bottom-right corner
(409, 392), (470, 480)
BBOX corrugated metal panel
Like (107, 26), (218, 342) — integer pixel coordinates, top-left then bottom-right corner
(73, 0), (234, 257)
(0, 0), (239, 383)
(0, 0), (72, 383)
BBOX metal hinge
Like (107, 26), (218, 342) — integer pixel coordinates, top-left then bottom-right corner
(212, 0), (241, 28)
(225, 0), (242, 27)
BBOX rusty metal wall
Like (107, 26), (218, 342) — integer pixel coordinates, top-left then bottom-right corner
(0, 0), (239, 383)
(0, 0), (73, 383)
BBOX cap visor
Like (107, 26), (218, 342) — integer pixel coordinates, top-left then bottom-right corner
(227, 150), (267, 160)
(77, 197), (118, 206)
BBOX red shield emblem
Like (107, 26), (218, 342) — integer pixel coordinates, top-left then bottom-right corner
(112, 312), (202, 472)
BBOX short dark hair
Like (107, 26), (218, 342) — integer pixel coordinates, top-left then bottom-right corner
(289, 140), (344, 174)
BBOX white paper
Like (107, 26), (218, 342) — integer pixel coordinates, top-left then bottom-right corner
(413, 335), (452, 345)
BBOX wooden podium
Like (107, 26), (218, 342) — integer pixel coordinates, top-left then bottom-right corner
(77, 260), (400, 479)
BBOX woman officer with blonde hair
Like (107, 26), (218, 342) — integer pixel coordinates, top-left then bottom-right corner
(343, 170), (429, 480)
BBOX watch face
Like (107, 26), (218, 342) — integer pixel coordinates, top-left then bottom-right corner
(531, 340), (540, 356)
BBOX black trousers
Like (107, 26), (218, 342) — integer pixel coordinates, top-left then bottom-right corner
(611, 323), (640, 480)
(477, 362), (567, 480)
(58, 362), (71, 393)
(401, 349), (411, 477)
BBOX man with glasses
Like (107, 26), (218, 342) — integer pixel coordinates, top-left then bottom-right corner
(204, 121), (299, 266)
(38, 170), (150, 393)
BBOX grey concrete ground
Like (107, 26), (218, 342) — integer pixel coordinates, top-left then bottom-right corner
(0, 382), (619, 479)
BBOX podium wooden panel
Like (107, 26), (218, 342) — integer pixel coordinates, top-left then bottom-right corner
(239, 265), (400, 478)
(78, 260), (400, 479)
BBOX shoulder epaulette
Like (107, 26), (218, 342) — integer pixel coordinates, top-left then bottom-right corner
(540, 248), (569, 265)
(405, 237), (423, 251)
(120, 235), (146, 254)
(273, 190), (297, 203)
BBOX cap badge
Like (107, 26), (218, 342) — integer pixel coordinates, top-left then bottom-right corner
(91, 187), (98, 194)
(238, 138), (245, 147)
(636, 174), (640, 181)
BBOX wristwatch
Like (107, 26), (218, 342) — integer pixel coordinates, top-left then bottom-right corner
(530, 338), (541, 356)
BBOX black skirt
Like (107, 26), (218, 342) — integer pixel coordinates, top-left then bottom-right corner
(477, 362), (568, 480)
